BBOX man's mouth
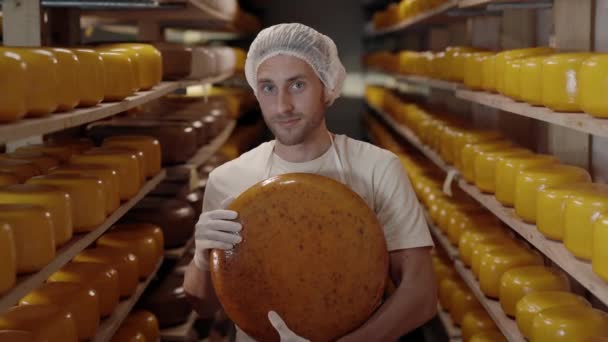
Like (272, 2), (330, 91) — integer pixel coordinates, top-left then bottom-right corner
(276, 117), (301, 127)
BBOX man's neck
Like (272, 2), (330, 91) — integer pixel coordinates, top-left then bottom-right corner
(274, 127), (333, 163)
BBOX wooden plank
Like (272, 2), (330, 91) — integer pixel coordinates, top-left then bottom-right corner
(0, 170), (167, 314)
(2, 0), (42, 46)
(366, 0), (460, 37)
(554, 0), (594, 51)
(458, 179), (608, 307)
(437, 304), (462, 340)
(459, 0), (541, 9)
(160, 311), (198, 341)
(396, 75), (461, 92)
(92, 257), (164, 342)
(455, 89), (608, 139)
(501, 8), (535, 50)
(426, 211), (460, 261)
(470, 16), (501, 50)
(597, 0), (608, 52)
(184, 120), (236, 167)
(455, 260), (525, 342)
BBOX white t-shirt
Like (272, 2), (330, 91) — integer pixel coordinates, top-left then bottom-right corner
(202, 134), (433, 341)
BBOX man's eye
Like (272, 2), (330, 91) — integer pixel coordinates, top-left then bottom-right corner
(262, 84), (274, 93)
(292, 81), (305, 90)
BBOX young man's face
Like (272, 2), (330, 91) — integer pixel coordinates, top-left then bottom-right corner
(256, 54), (327, 146)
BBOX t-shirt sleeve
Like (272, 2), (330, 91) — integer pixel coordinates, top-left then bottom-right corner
(375, 156), (434, 251)
(201, 172), (223, 214)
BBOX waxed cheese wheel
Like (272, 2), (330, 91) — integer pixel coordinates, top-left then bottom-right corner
(0, 330), (38, 342)
(210, 173), (389, 342)
(0, 172), (19, 186)
(123, 310), (160, 342)
(74, 246), (139, 298)
(0, 159), (41, 183)
(0, 304), (78, 342)
(0, 222), (16, 295)
(139, 273), (191, 328)
(0, 152), (60, 173)
(102, 135), (162, 177)
(16, 144), (73, 163)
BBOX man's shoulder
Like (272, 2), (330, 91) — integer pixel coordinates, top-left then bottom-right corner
(340, 135), (400, 167)
(208, 140), (272, 185)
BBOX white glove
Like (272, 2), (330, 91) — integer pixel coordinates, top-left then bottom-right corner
(193, 197), (242, 270)
(268, 311), (310, 342)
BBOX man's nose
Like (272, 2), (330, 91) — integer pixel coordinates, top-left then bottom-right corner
(277, 89), (294, 114)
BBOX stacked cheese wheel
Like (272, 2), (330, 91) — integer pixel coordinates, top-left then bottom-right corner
(366, 101), (608, 341)
(371, 0), (450, 30)
(0, 43), (162, 124)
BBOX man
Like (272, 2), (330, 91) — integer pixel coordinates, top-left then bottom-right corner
(183, 23), (437, 341)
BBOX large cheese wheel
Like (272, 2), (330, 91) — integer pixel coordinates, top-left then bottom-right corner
(139, 273), (191, 328)
(520, 55), (551, 106)
(452, 129), (502, 170)
(97, 51), (136, 101)
(481, 55), (497, 92)
(102, 135), (162, 177)
(0, 222), (16, 294)
(536, 183), (587, 240)
(0, 304), (77, 342)
(0, 330), (38, 342)
(470, 330), (506, 342)
(464, 52), (495, 90)
(439, 277), (463, 312)
(210, 173), (388, 342)
(458, 227), (506, 267)
(542, 53), (595, 112)
(499, 266), (570, 317)
(48, 262), (120, 317)
(593, 214), (608, 281)
(0, 184), (73, 246)
(152, 42), (191, 80)
(16, 144), (73, 163)
(515, 291), (590, 338)
(20, 282), (99, 340)
(104, 43), (162, 90)
(27, 174), (106, 232)
(94, 147), (145, 185)
(474, 148), (532, 193)
(0, 50), (28, 122)
(74, 246), (139, 297)
(462, 309), (497, 342)
(97, 230), (159, 278)
(97, 47), (141, 92)
(71, 151), (140, 200)
(69, 49), (104, 107)
(449, 285), (482, 326)
(0, 152), (60, 173)
(112, 223), (164, 257)
(460, 141), (514, 182)
(50, 164), (120, 214)
(124, 310), (160, 342)
(495, 47), (554, 94)
(110, 324), (146, 342)
(0, 204), (55, 273)
(44, 48), (80, 112)
(0, 159), (41, 182)
(563, 184), (608, 260)
(471, 237), (519, 279)
(531, 305), (608, 342)
(496, 154), (559, 207)
(579, 55), (608, 117)
(0, 172), (19, 186)
(447, 212), (499, 245)
(479, 247), (543, 298)
(45, 138), (95, 155)
(503, 58), (524, 100)
(514, 164), (591, 223)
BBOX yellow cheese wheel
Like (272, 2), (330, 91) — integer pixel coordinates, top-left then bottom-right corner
(97, 51), (136, 101)
(48, 262), (120, 317)
(470, 330), (506, 342)
(563, 184), (608, 260)
(460, 141), (514, 182)
(479, 247), (543, 298)
(499, 266), (570, 317)
(27, 174), (107, 232)
(0, 50), (28, 122)
(471, 237), (519, 279)
(16, 145), (73, 163)
(474, 148), (531, 193)
(0, 330), (39, 342)
(124, 310), (160, 342)
(105, 43), (162, 90)
(45, 139), (94, 155)
(462, 309), (497, 342)
(97, 230), (159, 278)
(439, 277), (463, 312)
(0, 222), (16, 294)
(50, 164), (120, 215)
(110, 324), (146, 342)
(542, 53), (596, 112)
(514, 164), (591, 223)
(74, 148), (142, 199)
(20, 282), (99, 340)
(458, 226), (506, 267)
(439, 125), (466, 164)
(593, 214), (608, 281)
(495, 154), (559, 207)
(503, 58), (524, 100)
(432, 257), (456, 282)
(112, 223), (164, 258)
(0, 304), (77, 342)
(536, 183), (589, 240)
(74, 246), (139, 298)
(69, 49), (105, 107)
(437, 201), (481, 233)
(520, 55), (551, 106)
(495, 47), (554, 95)
(481, 55), (497, 92)
(452, 130), (503, 171)
(0, 159), (41, 183)
(449, 285), (482, 325)
(0, 152), (60, 173)
(464, 52), (495, 90)
(516, 291), (590, 338)
(97, 47), (141, 92)
(0, 172), (19, 186)
(102, 135), (162, 177)
(579, 55), (608, 117)
(95, 147), (145, 185)
(44, 48), (79, 112)
(531, 305), (608, 342)
(0, 184), (73, 246)
(2, 48), (59, 117)
(447, 212), (499, 246)
(0, 204), (55, 273)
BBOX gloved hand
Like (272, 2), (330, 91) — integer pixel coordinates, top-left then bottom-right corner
(268, 311), (310, 342)
(193, 197), (242, 270)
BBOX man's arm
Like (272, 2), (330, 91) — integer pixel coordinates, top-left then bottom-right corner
(338, 246), (437, 342)
(183, 260), (222, 319)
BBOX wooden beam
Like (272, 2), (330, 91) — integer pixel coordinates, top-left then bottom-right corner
(500, 9), (536, 49)
(2, 0), (42, 46)
(137, 20), (163, 42)
(470, 16), (501, 50)
(554, 0), (594, 51)
(46, 8), (81, 46)
(428, 28), (449, 51)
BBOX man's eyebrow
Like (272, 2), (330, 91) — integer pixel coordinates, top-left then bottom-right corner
(258, 78), (273, 84)
(257, 74), (306, 84)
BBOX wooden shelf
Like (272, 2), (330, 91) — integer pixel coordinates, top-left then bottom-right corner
(456, 89), (608, 138)
(365, 0), (459, 37)
(457, 179), (608, 307)
(186, 120), (236, 167)
(425, 211), (460, 261)
(0, 73), (234, 145)
(397, 75), (461, 92)
(437, 304), (462, 341)
(92, 257), (164, 342)
(165, 237), (194, 260)
(160, 311), (198, 341)
(368, 102), (455, 173)
(458, 0), (549, 8)
(0, 170), (166, 314)
(454, 260), (525, 342)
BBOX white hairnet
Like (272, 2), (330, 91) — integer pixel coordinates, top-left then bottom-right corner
(245, 23), (347, 106)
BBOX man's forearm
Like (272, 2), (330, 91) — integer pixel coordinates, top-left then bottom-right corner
(183, 260), (223, 318)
